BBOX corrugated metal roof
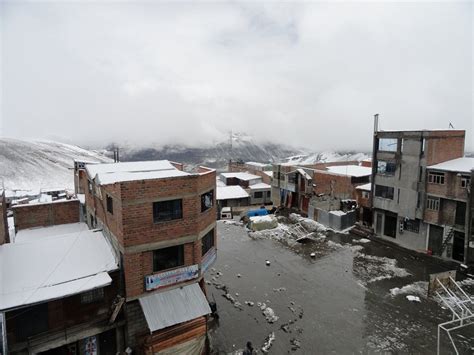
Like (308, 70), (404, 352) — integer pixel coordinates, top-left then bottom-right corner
(139, 283), (211, 332)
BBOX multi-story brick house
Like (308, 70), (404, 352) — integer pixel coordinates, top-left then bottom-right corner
(424, 157), (474, 263)
(79, 160), (216, 354)
(370, 129), (474, 264)
(1, 200), (121, 354)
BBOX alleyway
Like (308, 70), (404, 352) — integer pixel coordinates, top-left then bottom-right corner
(207, 218), (474, 354)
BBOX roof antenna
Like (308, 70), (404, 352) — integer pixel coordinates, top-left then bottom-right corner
(374, 113), (379, 133)
(449, 122), (454, 129)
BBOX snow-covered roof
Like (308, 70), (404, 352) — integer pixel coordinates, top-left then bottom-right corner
(264, 171), (273, 177)
(216, 186), (249, 200)
(14, 222), (89, 244)
(220, 172), (262, 181)
(427, 157), (474, 174)
(325, 165), (372, 177)
(0, 224), (118, 310)
(248, 183), (272, 190)
(329, 210), (346, 216)
(356, 183), (372, 191)
(86, 160), (190, 185)
(216, 178), (226, 187)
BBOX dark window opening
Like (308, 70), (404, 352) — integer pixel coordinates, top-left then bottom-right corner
(266, 191), (271, 198)
(461, 176), (470, 188)
(455, 201), (466, 226)
(375, 185), (394, 200)
(153, 245), (184, 272)
(202, 229), (215, 256)
(254, 191), (263, 198)
(384, 213), (397, 238)
(106, 195), (113, 214)
(153, 199), (183, 222)
(377, 161), (396, 175)
(81, 288), (104, 304)
(201, 190), (214, 212)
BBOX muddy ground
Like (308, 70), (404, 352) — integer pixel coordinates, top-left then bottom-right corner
(206, 217), (474, 354)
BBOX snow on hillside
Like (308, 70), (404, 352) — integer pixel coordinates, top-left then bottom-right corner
(0, 138), (111, 192)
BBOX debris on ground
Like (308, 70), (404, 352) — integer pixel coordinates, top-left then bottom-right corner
(261, 332), (276, 353)
(273, 287), (286, 292)
(266, 260), (271, 266)
(290, 338), (302, 351)
(245, 301), (254, 306)
(261, 304), (279, 323)
(406, 295), (421, 302)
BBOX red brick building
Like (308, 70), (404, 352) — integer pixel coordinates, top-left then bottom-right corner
(80, 160), (216, 353)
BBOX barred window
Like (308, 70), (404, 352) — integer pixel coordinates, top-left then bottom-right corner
(403, 218), (420, 233)
(426, 196), (440, 211)
(428, 172), (445, 184)
(254, 191), (263, 198)
(377, 161), (396, 175)
(81, 288), (104, 304)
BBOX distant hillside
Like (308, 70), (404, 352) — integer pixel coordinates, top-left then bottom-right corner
(118, 133), (369, 170)
(0, 138), (111, 192)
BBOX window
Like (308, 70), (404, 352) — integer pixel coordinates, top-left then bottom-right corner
(378, 138), (398, 152)
(403, 218), (420, 233)
(428, 172), (445, 184)
(374, 185), (394, 199)
(88, 180), (93, 194)
(153, 245), (184, 272)
(362, 191), (369, 199)
(461, 176), (471, 188)
(455, 201), (466, 225)
(106, 195), (113, 214)
(81, 288), (104, 304)
(254, 191), (263, 198)
(426, 196), (440, 211)
(201, 229), (215, 256)
(266, 191), (271, 198)
(377, 161), (396, 175)
(201, 190), (214, 212)
(153, 199), (183, 222)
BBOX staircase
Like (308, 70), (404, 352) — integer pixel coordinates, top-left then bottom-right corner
(440, 227), (455, 254)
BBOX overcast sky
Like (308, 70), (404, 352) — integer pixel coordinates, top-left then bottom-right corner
(1, 1), (472, 151)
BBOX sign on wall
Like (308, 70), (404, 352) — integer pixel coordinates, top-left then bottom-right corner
(145, 264), (199, 291)
(83, 335), (97, 355)
(201, 248), (217, 275)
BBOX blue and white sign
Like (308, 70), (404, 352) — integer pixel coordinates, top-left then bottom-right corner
(201, 247), (217, 274)
(145, 264), (199, 291)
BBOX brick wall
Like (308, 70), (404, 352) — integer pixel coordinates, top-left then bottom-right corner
(355, 190), (370, 208)
(426, 132), (464, 166)
(426, 171), (469, 201)
(13, 199), (80, 231)
(0, 192), (9, 245)
(313, 171), (356, 199)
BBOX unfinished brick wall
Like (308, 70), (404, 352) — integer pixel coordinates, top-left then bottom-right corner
(13, 199), (80, 231)
(426, 131), (464, 166)
(313, 171), (356, 199)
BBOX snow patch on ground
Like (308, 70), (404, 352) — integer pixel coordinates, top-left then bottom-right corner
(353, 238), (371, 244)
(353, 252), (411, 284)
(406, 295), (421, 302)
(390, 281), (428, 297)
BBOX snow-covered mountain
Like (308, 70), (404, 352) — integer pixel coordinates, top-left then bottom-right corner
(0, 138), (111, 192)
(118, 133), (370, 170)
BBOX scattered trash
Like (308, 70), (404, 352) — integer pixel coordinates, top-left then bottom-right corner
(310, 252), (316, 258)
(235, 292), (239, 296)
(260, 304), (279, 323)
(261, 332), (275, 353)
(245, 301), (254, 306)
(273, 287), (286, 292)
(236, 273), (242, 278)
(266, 260), (271, 266)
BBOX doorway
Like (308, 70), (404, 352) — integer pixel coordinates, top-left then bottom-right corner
(428, 224), (443, 256)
